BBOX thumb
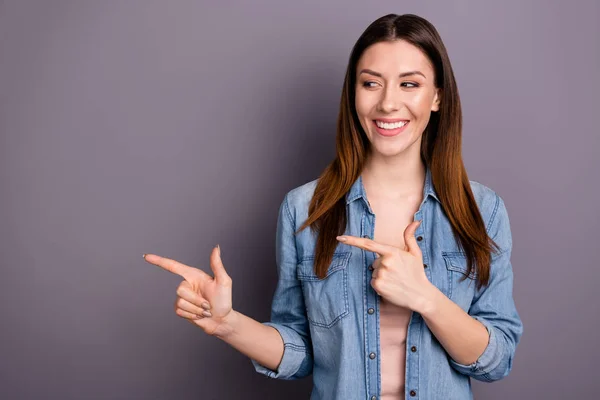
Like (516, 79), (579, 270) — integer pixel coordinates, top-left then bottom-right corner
(403, 220), (422, 257)
(210, 244), (231, 284)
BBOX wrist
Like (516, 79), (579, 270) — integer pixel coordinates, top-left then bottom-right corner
(415, 282), (440, 317)
(213, 309), (239, 340)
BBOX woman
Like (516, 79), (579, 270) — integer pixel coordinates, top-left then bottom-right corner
(144, 13), (523, 400)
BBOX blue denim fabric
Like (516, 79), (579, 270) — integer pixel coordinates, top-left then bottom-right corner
(251, 167), (523, 400)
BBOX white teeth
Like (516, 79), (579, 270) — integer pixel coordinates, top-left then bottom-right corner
(375, 120), (408, 129)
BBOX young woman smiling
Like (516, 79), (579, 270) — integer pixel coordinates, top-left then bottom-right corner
(144, 13), (523, 400)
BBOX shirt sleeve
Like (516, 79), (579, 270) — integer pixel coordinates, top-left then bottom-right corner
(250, 192), (313, 379)
(449, 193), (524, 382)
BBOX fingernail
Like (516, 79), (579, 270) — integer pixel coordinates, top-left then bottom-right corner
(336, 236), (347, 242)
(217, 244), (221, 257)
(201, 302), (210, 310)
(202, 310), (212, 317)
(142, 254), (147, 259)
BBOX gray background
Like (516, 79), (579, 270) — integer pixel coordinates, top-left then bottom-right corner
(1, 1), (598, 399)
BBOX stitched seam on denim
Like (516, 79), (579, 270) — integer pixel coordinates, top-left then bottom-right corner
(299, 253), (350, 327)
(474, 323), (506, 377)
(283, 193), (294, 229)
(306, 295), (349, 328)
(442, 254), (477, 279)
(298, 251), (351, 268)
(283, 344), (309, 379)
(441, 254), (454, 298)
(283, 193), (299, 266)
(491, 246), (509, 260)
(486, 193), (500, 237)
(284, 343), (307, 352)
(361, 208), (372, 396)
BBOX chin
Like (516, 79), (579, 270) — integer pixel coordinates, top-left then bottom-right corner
(369, 136), (420, 157)
(372, 144), (409, 157)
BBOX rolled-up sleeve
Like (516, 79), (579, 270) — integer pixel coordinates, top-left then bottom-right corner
(250, 193), (313, 380)
(449, 194), (524, 382)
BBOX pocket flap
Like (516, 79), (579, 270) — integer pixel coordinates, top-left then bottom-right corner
(442, 252), (476, 279)
(297, 251), (351, 281)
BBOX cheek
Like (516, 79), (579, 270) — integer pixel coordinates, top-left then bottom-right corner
(354, 95), (374, 131)
(406, 92), (435, 116)
(354, 92), (370, 117)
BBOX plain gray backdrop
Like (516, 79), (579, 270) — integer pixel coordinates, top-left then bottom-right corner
(1, 1), (598, 399)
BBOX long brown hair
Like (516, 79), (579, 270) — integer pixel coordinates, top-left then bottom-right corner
(296, 14), (500, 290)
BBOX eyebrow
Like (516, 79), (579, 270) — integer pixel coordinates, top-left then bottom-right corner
(359, 69), (426, 79)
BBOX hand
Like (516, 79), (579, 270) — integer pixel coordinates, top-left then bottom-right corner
(336, 220), (433, 312)
(144, 245), (235, 337)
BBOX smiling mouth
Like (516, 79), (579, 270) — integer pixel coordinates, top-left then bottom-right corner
(372, 119), (410, 137)
(373, 119), (409, 129)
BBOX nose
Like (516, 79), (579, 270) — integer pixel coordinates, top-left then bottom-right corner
(377, 85), (400, 113)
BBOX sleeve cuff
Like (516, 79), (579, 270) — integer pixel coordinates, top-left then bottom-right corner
(449, 316), (503, 377)
(250, 322), (311, 379)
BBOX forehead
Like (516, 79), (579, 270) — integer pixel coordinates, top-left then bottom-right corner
(357, 40), (434, 79)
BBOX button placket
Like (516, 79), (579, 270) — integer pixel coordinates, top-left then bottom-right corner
(414, 212), (431, 284)
(362, 209), (379, 398)
(405, 249), (422, 400)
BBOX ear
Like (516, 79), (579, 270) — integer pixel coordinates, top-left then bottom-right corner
(431, 88), (441, 112)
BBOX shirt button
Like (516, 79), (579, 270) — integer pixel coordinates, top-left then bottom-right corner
(423, 263), (428, 269)
(368, 264), (374, 271)
(416, 236), (423, 241)
(410, 390), (417, 397)
(362, 234), (370, 239)
(370, 396), (377, 400)
(368, 308), (374, 314)
(411, 346), (417, 352)
(369, 352), (376, 359)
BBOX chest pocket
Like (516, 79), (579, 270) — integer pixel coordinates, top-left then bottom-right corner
(296, 251), (351, 328)
(442, 251), (477, 307)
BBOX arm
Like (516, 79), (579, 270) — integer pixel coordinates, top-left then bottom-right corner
(418, 194), (523, 382)
(218, 193), (313, 379)
(214, 310), (286, 372)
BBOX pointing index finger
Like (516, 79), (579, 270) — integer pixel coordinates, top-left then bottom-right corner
(144, 253), (195, 280)
(335, 236), (395, 257)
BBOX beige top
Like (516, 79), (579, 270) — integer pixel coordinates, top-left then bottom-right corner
(379, 297), (412, 400)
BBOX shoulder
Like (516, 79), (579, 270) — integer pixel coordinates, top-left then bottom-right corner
(469, 180), (501, 224)
(285, 178), (319, 206)
(468, 179), (511, 248)
(280, 178), (319, 223)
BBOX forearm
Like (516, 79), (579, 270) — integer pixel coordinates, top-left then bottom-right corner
(213, 310), (285, 371)
(417, 284), (489, 365)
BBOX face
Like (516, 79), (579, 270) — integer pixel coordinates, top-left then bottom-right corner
(354, 40), (440, 159)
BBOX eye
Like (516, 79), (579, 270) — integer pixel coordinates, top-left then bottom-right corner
(401, 82), (419, 88)
(362, 81), (419, 88)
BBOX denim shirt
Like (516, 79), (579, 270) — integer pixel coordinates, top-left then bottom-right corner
(251, 167), (523, 400)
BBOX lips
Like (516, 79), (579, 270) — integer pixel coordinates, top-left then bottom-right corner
(372, 119), (409, 137)
(373, 118), (409, 123)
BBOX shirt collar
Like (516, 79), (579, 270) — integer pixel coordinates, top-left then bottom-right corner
(345, 165), (440, 206)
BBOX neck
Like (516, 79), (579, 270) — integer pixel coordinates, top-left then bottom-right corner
(361, 150), (426, 202)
